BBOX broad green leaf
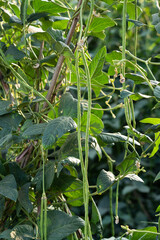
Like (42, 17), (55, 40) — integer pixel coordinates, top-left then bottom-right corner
(140, 118), (160, 125)
(33, 0), (68, 14)
(10, 3), (20, 18)
(55, 41), (75, 59)
(58, 92), (83, 118)
(27, 12), (48, 23)
(97, 132), (140, 146)
(131, 226), (157, 240)
(8, 162), (30, 187)
(152, 13), (160, 25)
(127, 19), (145, 27)
(20, 0), (28, 24)
(125, 174), (144, 183)
(146, 124), (160, 133)
(57, 132), (102, 160)
(106, 50), (122, 64)
(64, 179), (83, 207)
(32, 161), (55, 191)
(156, 205), (160, 212)
(47, 27), (63, 42)
(18, 183), (33, 213)
(89, 46), (106, 79)
(127, 2), (142, 29)
(120, 90), (152, 101)
(125, 73), (145, 84)
(52, 20), (69, 30)
(90, 30), (106, 40)
(125, 126), (152, 144)
(22, 123), (47, 139)
(91, 198), (103, 234)
(81, 113), (104, 135)
(42, 116), (77, 149)
(150, 132), (160, 158)
(40, 54), (57, 66)
(152, 13), (160, 34)
(116, 152), (138, 175)
(47, 210), (84, 240)
(154, 171), (160, 182)
(5, 45), (25, 62)
(89, 16), (116, 32)
(0, 113), (23, 131)
(9, 15), (22, 26)
(154, 85), (160, 99)
(0, 174), (18, 202)
(0, 100), (13, 116)
(52, 173), (76, 194)
(91, 103), (104, 119)
(0, 134), (12, 149)
(57, 157), (80, 177)
(97, 170), (115, 194)
(0, 224), (34, 240)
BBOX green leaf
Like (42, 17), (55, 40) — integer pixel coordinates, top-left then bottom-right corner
(20, 0), (28, 24)
(106, 50), (122, 64)
(33, 0), (68, 14)
(0, 224), (34, 240)
(152, 13), (160, 25)
(47, 27), (63, 42)
(91, 198), (102, 224)
(55, 41), (75, 59)
(125, 174), (144, 183)
(8, 162), (30, 187)
(97, 170), (115, 194)
(64, 179), (83, 207)
(127, 2), (142, 29)
(5, 45), (25, 62)
(0, 174), (18, 202)
(22, 123), (47, 139)
(0, 100), (13, 116)
(18, 183), (33, 213)
(52, 173), (76, 194)
(150, 132), (160, 158)
(0, 134), (12, 149)
(116, 152), (138, 175)
(0, 113), (23, 130)
(131, 226), (157, 240)
(140, 118), (160, 125)
(89, 46), (106, 79)
(146, 124), (160, 133)
(156, 205), (160, 212)
(27, 12), (48, 23)
(89, 16), (116, 32)
(81, 113), (104, 135)
(154, 85), (160, 99)
(125, 73), (145, 84)
(97, 132), (140, 146)
(57, 132), (102, 161)
(47, 210), (84, 240)
(57, 157), (80, 177)
(91, 103), (104, 119)
(90, 31), (106, 40)
(42, 116), (77, 149)
(127, 19), (145, 27)
(32, 161), (55, 191)
(154, 171), (160, 182)
(58, 92), (83, 118)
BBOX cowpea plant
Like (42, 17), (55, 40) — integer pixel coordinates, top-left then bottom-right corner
(0, 0), (160, 239)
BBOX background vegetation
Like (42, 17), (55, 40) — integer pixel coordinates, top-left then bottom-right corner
(0, 0), (160, 239)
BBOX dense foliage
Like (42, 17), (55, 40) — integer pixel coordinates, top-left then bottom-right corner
(0, 0), (160, 239)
